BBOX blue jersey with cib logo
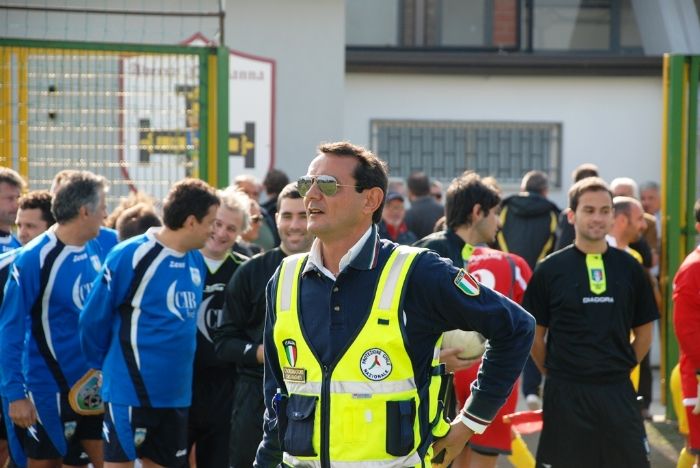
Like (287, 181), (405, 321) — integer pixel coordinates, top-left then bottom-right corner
(0, 231), (102, 402)
(79, 228), (206, 408)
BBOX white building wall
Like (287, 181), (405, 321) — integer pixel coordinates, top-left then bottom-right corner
(225, 0), (346, 178)
(344, 73), (663, 208)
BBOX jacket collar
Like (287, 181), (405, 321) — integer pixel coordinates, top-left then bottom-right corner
(303, 224), (381, 278)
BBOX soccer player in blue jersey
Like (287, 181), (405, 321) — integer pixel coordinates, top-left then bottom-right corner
(79, 178), (219, 468)
(0, 168), (24, 254)
(0, 190), (55, 468)
(0, 172), (108, 468)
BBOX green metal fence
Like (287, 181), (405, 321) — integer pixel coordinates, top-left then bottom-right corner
(661, 54), (699, 418)
(0, 38), (229, 205)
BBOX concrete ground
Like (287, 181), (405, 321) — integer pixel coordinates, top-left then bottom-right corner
(495, 368), (685, 467)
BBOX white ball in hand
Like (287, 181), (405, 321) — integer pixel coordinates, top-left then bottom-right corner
(441, 330), (486, 360)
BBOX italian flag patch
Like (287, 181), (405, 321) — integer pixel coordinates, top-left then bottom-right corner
(455, 269), (480, 296)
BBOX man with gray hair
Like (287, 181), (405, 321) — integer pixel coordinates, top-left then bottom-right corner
(0, 171), (107, 467)
(51, 169), (118, 258)
(0, 168), (25, 253)
(610, 177), (640, 199)
(215, 182), (313, 467)
(640, 181), (661, 220)
(639, 180), (662, 263)
(235, 174), (279, 250)
(187, 186), (251, 467)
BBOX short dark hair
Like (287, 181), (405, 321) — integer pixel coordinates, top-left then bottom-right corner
(640, 181), (659, 192)
(521, 170), (548, 195)
(318, 141), (388, 224)
(263, 169), (290, 196)
(568, 177), (612, 213)
(445, 172), (501, 230)
(0, 167), (26, 190)
(572, 163), (599, 183)
(52, 171), (106, 224)
(694, 198), (700, 223)
(116, 203), (162, 240)
(407, 172), (431, 197)
(276, 182), (302, 212)
(612, 196), (639, 219)
(162, 178), (219, 230)
(19, 190), (55, 227)
(105, 191), (157, 229)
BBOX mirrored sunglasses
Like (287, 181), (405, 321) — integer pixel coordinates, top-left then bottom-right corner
(297, 175), (359, 197)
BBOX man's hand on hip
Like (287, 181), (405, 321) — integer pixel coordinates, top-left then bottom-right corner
(430, 419), (474, 467)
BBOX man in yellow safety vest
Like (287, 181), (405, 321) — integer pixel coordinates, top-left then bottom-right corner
(254, 142), (535, 468)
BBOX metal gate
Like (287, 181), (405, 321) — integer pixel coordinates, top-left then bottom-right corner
(0, 38), (229, 206)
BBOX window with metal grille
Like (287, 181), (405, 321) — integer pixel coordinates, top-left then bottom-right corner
(371, 120), (562, 187)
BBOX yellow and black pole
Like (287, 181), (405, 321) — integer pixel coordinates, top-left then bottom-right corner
(661, 54), (699, 419)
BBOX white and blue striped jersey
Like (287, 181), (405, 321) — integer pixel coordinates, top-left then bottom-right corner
(79, 229), (206, 408)
(0, 231), (102, 402)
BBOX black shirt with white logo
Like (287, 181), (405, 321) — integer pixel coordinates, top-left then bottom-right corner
(193, 251), (249, 376)
(523, 244), (658, 383)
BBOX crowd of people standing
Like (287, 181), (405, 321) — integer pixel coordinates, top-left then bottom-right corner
(0, 140), (692, 467)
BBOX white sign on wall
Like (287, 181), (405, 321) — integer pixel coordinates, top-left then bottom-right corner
(184, 33), (276, 183)
(121, 33), (275, 199)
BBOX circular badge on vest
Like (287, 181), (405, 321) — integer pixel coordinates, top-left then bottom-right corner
(360, 348), (392, 381)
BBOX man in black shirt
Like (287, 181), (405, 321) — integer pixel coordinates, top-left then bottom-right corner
(189, 187), (250, 467)
(214, 183), (313, 467)
(524, 177), (658, 467)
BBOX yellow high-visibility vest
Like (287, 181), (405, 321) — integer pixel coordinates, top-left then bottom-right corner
(273, 245), (449, 467)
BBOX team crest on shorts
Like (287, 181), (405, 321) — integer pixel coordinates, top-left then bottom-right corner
(190, 267), (202, 286)
(134, 427), (147, 447)
(63, 421), (77, 440)
(360, 348), (392, 381)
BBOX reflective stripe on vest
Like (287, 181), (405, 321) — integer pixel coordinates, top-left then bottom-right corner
(283, 453), (425, 467)
(274, 245), (441, 466)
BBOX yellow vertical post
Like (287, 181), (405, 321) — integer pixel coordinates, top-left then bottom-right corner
(207, 52), (218, 187)
(0, 47), (12, 167)
(17, 48), (28, 180)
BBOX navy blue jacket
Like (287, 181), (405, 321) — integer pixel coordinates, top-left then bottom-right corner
(255, 225), (535, 467)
